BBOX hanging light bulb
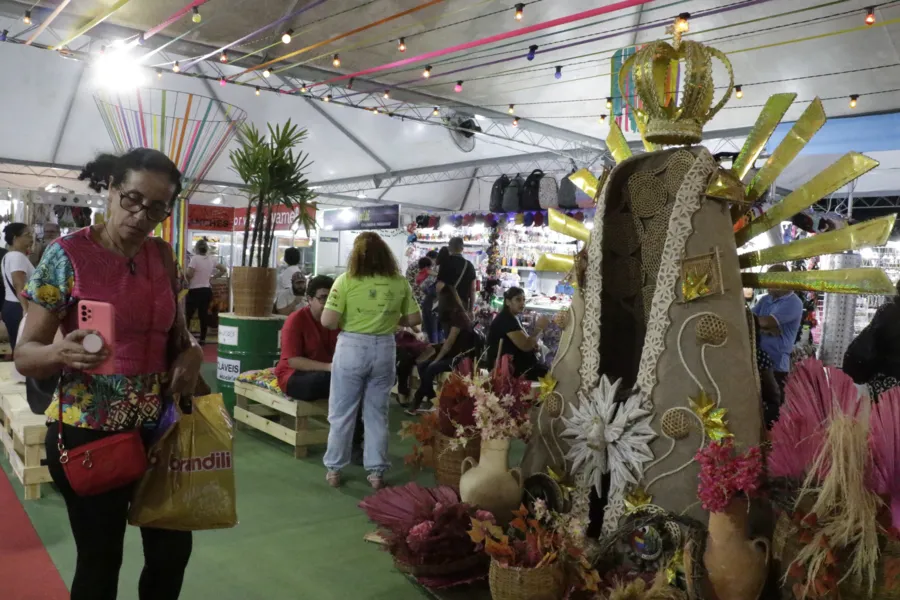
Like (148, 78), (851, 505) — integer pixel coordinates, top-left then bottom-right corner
(219, 77), (227, 87)
(514, 3), (524, 21)
(23, 10), (31, 25)
(300, 83), (308, 93)
(0, 30), (8, 43)
(324, 94), (332, 102)
(219, 51), (228, 63)
(512, 116), (519, 127)
(192, 7), (201, 23)
(527, 45), (538, 61)
(347, 78), (354, 90)
(383, 89), (390, 99)
(156, 68), (162, 79)
(605, 97), (613, 109)
(282, 29), (293, 44)
(263, 68), (271, 78)
(734, 85), (743, 99)
(172, 61), (181, 73)
(850, 94), (859, 108)
(675, 12), (690, 33)
(508, 104), (515, 114)
(432, 106), (440, 116)
(332, 54), (341, 67)
(866, 7), (876, 25)
(255, 87), (261, 96)
(422, 65), (432, 78)
(454, 81), (463, 93)
(554, 66), (562, 80)
(398, 38), (406, 52)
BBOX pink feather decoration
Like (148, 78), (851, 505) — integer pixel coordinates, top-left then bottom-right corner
(358, 483), (459, 532)
(868, 387), (900, 530)
(768, 358), (862, 479)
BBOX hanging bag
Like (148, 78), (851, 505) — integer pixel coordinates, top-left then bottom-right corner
(502, 175), (524, 212)
(557, 173), (579, 209)
(490, 175), (510, 213)
(538, 174), (559, 209)
(521, 170), (544, 211)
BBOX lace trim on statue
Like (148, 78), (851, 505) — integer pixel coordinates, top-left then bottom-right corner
(577, 180), (608, 399)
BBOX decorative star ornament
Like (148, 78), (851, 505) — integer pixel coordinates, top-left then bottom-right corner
(689, 389), (732, 441)
(624, 487), (653, 513)
(538, 373), (558, 401)
(681, 271), (710, 302)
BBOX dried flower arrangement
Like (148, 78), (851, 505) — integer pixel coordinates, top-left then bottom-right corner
(695, 439), (763, 513)
(400, 411), (439, 470)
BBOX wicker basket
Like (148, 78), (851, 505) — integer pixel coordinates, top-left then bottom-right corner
(231, 266), (277, 317)
(773, 511), (900, 599)
(433, 432), (480, 489)
(394, 552), (488, 578)
(488, 558), (566, 600)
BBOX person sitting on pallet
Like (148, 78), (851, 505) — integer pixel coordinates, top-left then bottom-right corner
(275, 275), (339, 401)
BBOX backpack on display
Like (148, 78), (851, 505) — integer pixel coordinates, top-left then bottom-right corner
(557, 172), (579, 209)
(502, 174), (524, 212)
(490, 175), (510, 213)
(539, 173), (559, 209)
(521, 170), (544, 211)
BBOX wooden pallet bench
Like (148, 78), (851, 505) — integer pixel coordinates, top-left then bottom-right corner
(0, 385), (51, 499)
(233, 380), (329, 459)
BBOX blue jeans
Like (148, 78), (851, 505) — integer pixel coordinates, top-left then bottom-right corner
(324, 332), (396, 474)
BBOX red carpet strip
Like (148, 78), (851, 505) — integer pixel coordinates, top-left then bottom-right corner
(0, 472), (68, 599)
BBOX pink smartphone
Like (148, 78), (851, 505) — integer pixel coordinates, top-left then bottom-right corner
(77, 301), (116, 375)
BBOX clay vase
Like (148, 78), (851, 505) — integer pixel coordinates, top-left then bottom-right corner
(459, 438), (523, 525)
(685, 498), (769, 600)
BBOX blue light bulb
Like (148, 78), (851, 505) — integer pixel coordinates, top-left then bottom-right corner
(554, 66), (562, 80)
(527, 45), (538, 61)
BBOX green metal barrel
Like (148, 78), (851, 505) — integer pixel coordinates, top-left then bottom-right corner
(216, 313), (285, 415)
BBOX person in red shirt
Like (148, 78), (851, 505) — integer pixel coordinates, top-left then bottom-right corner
(275, 275), (339, 400)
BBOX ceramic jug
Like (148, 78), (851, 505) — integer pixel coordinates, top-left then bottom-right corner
(459, 437), (523, 525)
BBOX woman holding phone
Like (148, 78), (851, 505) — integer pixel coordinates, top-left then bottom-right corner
(15, 149), (204, 600)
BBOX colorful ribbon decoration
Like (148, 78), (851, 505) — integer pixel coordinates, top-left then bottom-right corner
(25, 0), (71, 46)
(93, 89), (247, 264)
(50, 0), (136, 51)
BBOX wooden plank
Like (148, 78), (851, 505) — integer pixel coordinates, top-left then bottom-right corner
(295, 399), (328, 418)
(234, 406), (296, 446)
(235, 382), (298, 416)
(10, 411), (47, 446)
(295, 429), (329, 446)
(247, 404), (278, 418)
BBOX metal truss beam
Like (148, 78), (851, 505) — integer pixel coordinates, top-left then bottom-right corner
(304, 98), (391, 172)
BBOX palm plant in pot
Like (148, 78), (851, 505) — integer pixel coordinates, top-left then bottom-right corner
(229, 120), (316, 316)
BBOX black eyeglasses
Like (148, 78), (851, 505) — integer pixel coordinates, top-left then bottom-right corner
(118, 189), (172, 222)
(313, 294), (329, 303)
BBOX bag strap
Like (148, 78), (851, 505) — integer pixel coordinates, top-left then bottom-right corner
(2, 253), (15, 295)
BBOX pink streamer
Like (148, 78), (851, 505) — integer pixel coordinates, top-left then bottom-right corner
(311, 0), (655, 89)
(144, 0), (212, 41)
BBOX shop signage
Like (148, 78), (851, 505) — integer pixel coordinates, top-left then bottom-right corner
(218, 325), (239, 346)
(188, 205), (235, 231)
(233, 205), (317, 232)
(217, 356), (241, 382)
(322, 205), (400, 231)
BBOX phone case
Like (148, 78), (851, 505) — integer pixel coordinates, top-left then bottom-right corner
(77, 301), (116, 375)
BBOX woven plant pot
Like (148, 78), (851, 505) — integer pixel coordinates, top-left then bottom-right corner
(773, 511), (900, 599)
(433, 432), (480, 489)
(394, 552), (488, 578)
(488, 558), (566, 600)
(231, 267), (277, 317)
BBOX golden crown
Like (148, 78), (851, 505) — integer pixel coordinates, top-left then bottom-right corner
(619, 16), (734, 145)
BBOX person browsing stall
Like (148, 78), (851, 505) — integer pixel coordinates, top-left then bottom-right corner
(275, 275), (339, 401)
(487, 287), (550, 380)
(2, 223), (35, 349)
(275, 247), (307, 315)
(752, 264), (803, 389)
(436, 237), (476, 314)
(14, 149), (203, 600)
(320, 232), (421, 490)
(185, 239), (226, 345)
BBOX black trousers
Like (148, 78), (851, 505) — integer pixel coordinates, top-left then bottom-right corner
(285, 371), (363, 448)
(2, 299), (23, 349)
(45, 425), (192, 600)
(411, 359), (454, 410)
(184, 287), (213, 342)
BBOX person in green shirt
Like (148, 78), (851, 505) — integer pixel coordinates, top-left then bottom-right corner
(321, 231), (421, 489)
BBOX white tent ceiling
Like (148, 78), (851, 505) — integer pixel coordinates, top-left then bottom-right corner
(0, 0), (899, 213)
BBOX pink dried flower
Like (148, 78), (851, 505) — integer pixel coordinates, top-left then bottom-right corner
(406, 520), (435, 552)
(475, 510), (495, 523)
(696, 440), (764, 513)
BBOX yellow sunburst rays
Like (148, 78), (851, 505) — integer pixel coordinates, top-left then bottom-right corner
(534, 207), (593, 276)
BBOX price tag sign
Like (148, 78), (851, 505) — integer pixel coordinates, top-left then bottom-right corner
(217, 357), (241, 382)
(218, 325), (239, 346)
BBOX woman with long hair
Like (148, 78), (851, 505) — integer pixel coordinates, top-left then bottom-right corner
(321, 232), (421, 489)
(406, 285), (477, 415)
(486, 287), (550, 380)
(185, 239), (225, 344)
(15, 149), (203, 599)
(1, 222), (34, 349)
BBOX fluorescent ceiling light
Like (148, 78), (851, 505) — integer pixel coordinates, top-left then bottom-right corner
(211, 197), (223, 205)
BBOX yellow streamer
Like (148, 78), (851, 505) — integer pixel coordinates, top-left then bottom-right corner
(738, 215), (896, 269)
(606, 121), (632, 164)
(742, 268), (895, 295)
(734, 152), (879, 248)
(536, 253), (576, 272)
(51, 0), (135, 50)
(732, 93), (795, 181)
(547, 209), (590, 242)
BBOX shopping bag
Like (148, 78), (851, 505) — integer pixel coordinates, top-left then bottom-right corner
(129, 393), (237, 531)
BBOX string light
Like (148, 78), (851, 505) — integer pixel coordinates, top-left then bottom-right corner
(606, 97), (613, 109)
(219, 51), (228, 63)
(866, 7), (876, 25)
(398, 38), (406, 52)
(324, 94), (332, 102)
(0, 30), (8, 43)
(515, 3), (524, 21)
(172, 61), (181, 73)
(512, 116), (519, 127)
(282, 29), (293, 44)
(383, 89), (390, 99)
(300, 83), (308, 93)
(849, 94), (859, 108)
(255, 87), (260, 96)
(600, 114), (607, 123)
(527, 45), (538, 61)
(156, 68), (162, 79)
(423, 65), (432, 78)
(508, 104), (515, 114)
(332, 54), (341, 67)
(263, 68), (271, 78)
(192, 7), (201, 23)
(554, 66), (562, 80)
(219, 77), (227, 87)
(675, 12), (690, 33)
(23, 10), (31, 25)
(432, 106), (440, 116)
(454, 81), (463, 93)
